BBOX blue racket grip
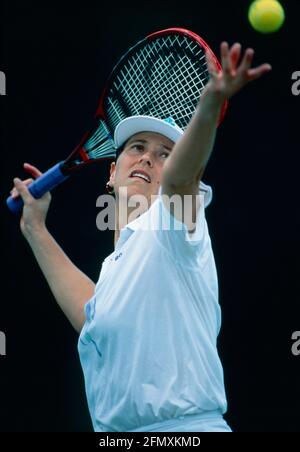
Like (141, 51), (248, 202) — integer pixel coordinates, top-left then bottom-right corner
(6, 162), (69, 214)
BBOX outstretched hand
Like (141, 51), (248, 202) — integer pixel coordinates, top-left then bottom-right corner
(205, 42), (272, 100)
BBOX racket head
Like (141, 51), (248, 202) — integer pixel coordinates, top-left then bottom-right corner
(97, 27), (227, 127)
(65, 28), (227, 172)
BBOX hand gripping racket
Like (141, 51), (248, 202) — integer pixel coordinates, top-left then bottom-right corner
(7, 27), (228, 214)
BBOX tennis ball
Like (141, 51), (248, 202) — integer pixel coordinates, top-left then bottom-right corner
(248, 0), (285, 34)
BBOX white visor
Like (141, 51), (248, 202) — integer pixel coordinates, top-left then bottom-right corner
(114, 115), (184, 148)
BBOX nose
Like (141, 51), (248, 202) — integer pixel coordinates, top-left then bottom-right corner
(138, 150), (154, 167)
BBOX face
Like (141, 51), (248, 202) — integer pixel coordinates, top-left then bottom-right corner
(108, 131), (174, 202)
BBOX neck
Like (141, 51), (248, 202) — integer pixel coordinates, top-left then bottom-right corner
(113, 199), (147, 248)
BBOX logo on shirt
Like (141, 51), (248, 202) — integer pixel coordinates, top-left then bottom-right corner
(114, 252), (123, 261)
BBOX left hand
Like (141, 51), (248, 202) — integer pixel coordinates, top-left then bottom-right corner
(205, 42), (272, 101)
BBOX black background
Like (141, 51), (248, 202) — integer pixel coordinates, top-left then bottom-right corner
(1, 0), (300, 432)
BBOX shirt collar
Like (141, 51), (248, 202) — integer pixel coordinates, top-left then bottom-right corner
(114, 181), (212, 250)
(115, 206), (150, 250)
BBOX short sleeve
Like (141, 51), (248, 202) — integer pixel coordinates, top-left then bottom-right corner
(147, 182), (213, 263)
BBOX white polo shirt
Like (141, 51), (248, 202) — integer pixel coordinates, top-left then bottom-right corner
(78, 182), (229, 432)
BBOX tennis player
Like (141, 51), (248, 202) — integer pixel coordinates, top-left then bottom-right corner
(11, 42), (271, 432)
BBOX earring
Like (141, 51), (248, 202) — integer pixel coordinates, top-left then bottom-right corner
(105, 182), (114, 194)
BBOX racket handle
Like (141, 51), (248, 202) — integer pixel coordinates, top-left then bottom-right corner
(6, 162), (69, 214)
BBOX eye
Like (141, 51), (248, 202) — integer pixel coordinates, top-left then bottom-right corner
(160, 151), (170, 159)
(130, 144), (144, 151)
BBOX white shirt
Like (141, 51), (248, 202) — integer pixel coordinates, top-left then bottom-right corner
(78, 182), (228, 432)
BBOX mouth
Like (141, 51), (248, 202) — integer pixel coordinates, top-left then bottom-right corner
(129, 170), (151, 183)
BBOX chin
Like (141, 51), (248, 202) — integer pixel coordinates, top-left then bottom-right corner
(117, 180), (159, 201)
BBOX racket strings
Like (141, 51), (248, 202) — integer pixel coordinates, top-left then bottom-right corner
(83, 121), (116, 159)
(83, 33), (211, 161)
(109, 34), (209, 130)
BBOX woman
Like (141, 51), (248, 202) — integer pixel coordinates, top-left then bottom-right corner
(11, 42), (271, 431)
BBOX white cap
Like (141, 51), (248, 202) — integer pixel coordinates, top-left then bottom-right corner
(113, 115), (213, 208)
(114, 115), (184, 148)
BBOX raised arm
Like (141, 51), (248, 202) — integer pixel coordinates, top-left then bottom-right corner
(161, 42), (272, 230)
(11, 163), (95, 332)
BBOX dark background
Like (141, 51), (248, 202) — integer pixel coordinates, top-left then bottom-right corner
(1, 0), (299, 432)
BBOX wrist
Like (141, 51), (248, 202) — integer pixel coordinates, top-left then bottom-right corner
(201, 84), (226, 108)
(23, 222), (49, 242)
(196, 87), (224, 123)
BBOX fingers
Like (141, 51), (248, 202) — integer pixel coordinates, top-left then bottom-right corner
(237, 48), (255, 76)
(230, 43), (242, 72)
(237, 47), (272, 81)
(246, 63), (272, 81)
(225, 43), (271, 81)
(221, 42), (243, 77)
(23, 162), (43, 178)
(208, 42), (242, 78)
(213, 41), (271, 98)
(12, 178), (34, 204)
(212, 42), (260, 80)
(10, 178), (33, 198)
(221, 42), (231, 75)
(9, 162), (43, 206)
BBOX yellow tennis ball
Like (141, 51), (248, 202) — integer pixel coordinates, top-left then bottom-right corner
(248, 0), (285, 33)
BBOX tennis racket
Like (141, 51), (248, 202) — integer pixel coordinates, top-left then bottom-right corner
(7, 27), (228, 214)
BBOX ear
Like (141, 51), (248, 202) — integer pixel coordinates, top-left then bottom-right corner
(109, 162), (116, 183)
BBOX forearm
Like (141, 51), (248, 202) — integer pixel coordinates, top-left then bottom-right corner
(24, 226), (95, 332)
(162, 88), (223, 187)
